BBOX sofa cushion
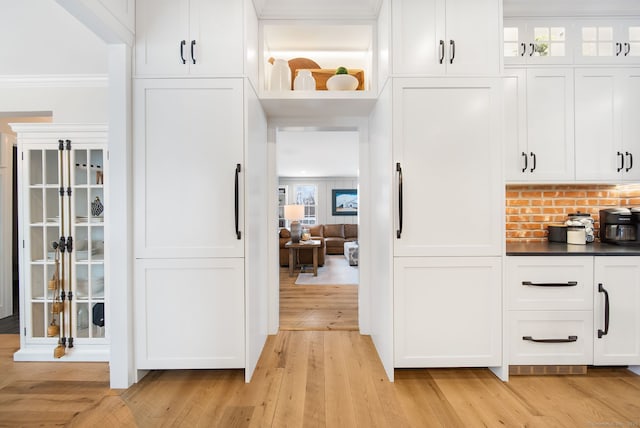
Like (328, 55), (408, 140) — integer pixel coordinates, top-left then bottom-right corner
(344, 223), (358, 239)
(309, 224), (324, 237)
(324, 224), (345, 238)
(280, 228), (291, 238)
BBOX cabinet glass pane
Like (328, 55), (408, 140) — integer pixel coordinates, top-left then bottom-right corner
(75, 187), (88, 219)
(29, 151), (43, 185)
(91, 302), (105, 338)
(30, 227), (43, 261)
(91, 226), (105, 261)
(582, 26), (614, 56)
(45, 150), (59, 184)
(504, 27), (519, 57)
(31, 265), (44, 299)
(32, 302), (45, 337)
(45, 188), (60, 223)
(75, 226), (89, 262)
(90, 150), (104, 186)
(629, 27), (640, 57)
(90, 188), (104, 222)
(76, 302), (90, 338)
(533, 26), (565, 57)
(76, 264), (89, 298)
(74, 150), (89, 186)
(92, 265), (104, 298)
(30, 189), (43, 223)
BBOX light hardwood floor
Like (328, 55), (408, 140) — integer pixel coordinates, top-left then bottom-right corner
(279, 257), (359, 331)
(1, 332), (640, 427)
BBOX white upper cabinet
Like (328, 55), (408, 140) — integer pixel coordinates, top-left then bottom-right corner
(575, 68), (640, 182)
(575, 19), (640, 65)
(135, 0), (244, 76)
(392, 0), (501, 76)
(504, 68), (575, 182)
(504, 19), (573, 65)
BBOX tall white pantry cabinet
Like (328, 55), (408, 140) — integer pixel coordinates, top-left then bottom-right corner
(389, 0), (504, 372)
(133, 0), (267, 379)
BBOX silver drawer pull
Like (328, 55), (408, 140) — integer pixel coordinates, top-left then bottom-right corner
(522, 281), (578, 287)
(522, 335), (577, 343)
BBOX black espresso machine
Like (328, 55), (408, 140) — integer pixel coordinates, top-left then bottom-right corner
(599, 208), (640, 245)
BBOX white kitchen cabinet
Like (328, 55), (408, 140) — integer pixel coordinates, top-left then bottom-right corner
(394, 257), (502, 367)
(134, 258), (244, 369)
(134, 78), (244, 259)
(504, 68), (574, 182)
(393, 78), (502, 257)
(392, 0), (500, 76)
(594, 257), (640, 366)
(504, 19), (573, 65)
(575, 19), (640, 65)
(135, 0), (243, 76)
(575, 68), (640, 182)
(13, 124), (108, 362)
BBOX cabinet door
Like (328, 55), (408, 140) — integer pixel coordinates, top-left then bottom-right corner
(135, 0), (189, 76)
(594, 257), (640, 366)
(525, 68), (575, 181)
(135, 258), (244, 369)
(576, 19), (640, 65)
(575, 68), (622, 181)
(188, 0), (243, 76)
(392, 0), (499, 76)
(504, 69), (529, 181)
(504, 20), (572, 66)
(622, 69), (640, 181)
(134, 79), (244, 259)
(394, 257), (502, 367)
(393, 78), (502, 257)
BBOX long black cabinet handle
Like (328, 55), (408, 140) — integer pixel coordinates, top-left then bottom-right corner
(625, 42), (631, 56)
(396, 162), (403, 239)
(439, 40), (445, 64)
(598, 283), (610, 338)
(617, 151), (624, 172)
(449, 40), (455, 64)
(235, 164), (242, 240)
(191, 40), (196, 64)
(626, 152), (633, 172)
(523, 335), (578, 343)
(522, 281), (578, 287)
(521, 152), (528, 173)
(530, 152), (536, 172)
(520, 42), (526, 57)
(616, 42), (623, 56)
(180, 40), (186, 64)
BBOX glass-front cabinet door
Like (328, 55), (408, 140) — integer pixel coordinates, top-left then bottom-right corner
(504, 19), (573, 65)
(14, 124), (108, 361)
(576, 19), (640, 64)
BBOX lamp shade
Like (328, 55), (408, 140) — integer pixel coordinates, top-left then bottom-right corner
(284, 204), (305, 221)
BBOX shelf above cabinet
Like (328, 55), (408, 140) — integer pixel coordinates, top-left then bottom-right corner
(259, 90), (378, 118)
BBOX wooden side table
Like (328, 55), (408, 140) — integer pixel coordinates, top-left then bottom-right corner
(285, 240), (321, 277)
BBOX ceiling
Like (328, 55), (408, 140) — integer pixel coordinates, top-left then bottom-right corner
(276, 129), (359, 178)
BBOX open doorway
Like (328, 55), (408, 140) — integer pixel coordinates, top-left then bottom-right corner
(276, 128), (360, 331)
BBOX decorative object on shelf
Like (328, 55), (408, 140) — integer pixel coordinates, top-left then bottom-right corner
(307, 69), (365, 90)
(269, 58), (291, 91)
(293, 70), (316, 91)
(326, 67), (360, 91)
(286, 57), (321, 89)
(91, 196), (104, 217)
(301, 227), (311, 241)
(332, 189), (358, 216)
(47, 245), (61, 338)
(284, 204), (305, 243)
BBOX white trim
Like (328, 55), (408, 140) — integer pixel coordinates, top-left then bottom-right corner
(0, 75), (108, 88)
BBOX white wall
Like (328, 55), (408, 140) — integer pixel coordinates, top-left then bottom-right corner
(278, 177), (359, 225)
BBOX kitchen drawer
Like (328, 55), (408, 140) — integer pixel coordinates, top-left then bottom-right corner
(506, 256), (594, 310)
(509, 310), (594, 365)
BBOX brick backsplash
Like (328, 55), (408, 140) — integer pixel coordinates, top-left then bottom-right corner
(506, 184), (640, 243)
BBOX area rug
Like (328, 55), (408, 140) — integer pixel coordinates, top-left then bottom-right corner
(295, 255), (358, 286)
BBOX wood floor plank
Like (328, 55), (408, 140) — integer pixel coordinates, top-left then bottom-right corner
(323, 332), (358, 427)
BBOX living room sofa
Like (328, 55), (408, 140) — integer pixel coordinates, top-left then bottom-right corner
(278, 223), (358, 266)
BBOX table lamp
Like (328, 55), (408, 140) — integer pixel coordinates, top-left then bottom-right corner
(284, 204), (305, 243)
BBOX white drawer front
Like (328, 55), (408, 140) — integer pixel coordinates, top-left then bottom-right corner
(507, 256), (594, 310)
(509, 311), (594, 365)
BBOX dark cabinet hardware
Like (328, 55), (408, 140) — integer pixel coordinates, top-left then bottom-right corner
(617, 151), (624, 172)
(523, 335), (578, 343)
(235, 164), (241, 240)
(598, 283), (610, 338)
(624, 42), (631, 56)
(439, 40), (445, 64)
(529, 43), (534, 56)
(626, 151), (633, 172)
(180, 40), (186, 64)
(396, 162), (403, 239)
(530, 152), (536, 172)
(520, 42), (526, 56)
(521, 152), (528, 173)
(449, 40), (455, 64)
(616, 42), (623, 56)
(522, 281), (577, 287)
(190, 40), (196, 64)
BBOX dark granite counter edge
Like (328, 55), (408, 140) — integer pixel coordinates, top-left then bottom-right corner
(506, 241), (640, 256)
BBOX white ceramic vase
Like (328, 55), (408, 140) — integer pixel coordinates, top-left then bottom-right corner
(293, 70), (316, 91)
(270, 59), (291, 91)
(326, 74), (359, 91)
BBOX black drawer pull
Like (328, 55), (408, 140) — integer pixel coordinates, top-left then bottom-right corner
(522, 281), (578, 287)
(523, 335), (578, 343)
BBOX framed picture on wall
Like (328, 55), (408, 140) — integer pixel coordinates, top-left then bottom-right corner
(332, 189), (358, 216)
(278, 186), (287, 227)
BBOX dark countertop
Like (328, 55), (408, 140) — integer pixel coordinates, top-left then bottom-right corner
(506, 241), (640, 256)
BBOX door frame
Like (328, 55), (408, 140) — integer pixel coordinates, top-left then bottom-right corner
(266, 117), (371, 335)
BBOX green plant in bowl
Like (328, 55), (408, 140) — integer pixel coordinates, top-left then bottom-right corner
(336, 66), (348, 75)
